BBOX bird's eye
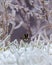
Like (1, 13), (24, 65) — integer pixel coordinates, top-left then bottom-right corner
(24, 34), (28, 39)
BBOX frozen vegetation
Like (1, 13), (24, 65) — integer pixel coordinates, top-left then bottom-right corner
(0, 0), (52, 65)
(0, 0), (52, 41)
(0, 39), (52, 65)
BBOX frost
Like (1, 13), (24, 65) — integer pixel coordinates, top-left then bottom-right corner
(0, 41), (52, 65)
(0, 0), (52, 65)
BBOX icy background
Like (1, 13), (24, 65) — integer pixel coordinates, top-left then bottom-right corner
(0, 39), (52, 65)
(0, 0), (52, 42)
(0, 0), (52, 65)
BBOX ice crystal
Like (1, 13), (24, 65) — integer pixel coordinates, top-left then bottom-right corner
(0, 0), (52, 65)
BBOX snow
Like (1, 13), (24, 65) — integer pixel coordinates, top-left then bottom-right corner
(0, 42), (52, 65)
(0, 0), (52, 65)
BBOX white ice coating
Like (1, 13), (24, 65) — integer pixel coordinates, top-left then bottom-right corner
(0, 39), (52, 65)
(0, 0), (52, 65)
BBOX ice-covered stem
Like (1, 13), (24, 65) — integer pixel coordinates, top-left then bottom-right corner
(0, 0), (11, 40)
(0, 0), (7, 39)
(31, 24), (52, 41)
(40, 0), (49, 23)
(14, 21), (23, 29)
(48, 0), (52, 10)
(9, 20), (24, 35)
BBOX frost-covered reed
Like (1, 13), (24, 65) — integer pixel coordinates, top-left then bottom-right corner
(0, 0), (52, 65)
